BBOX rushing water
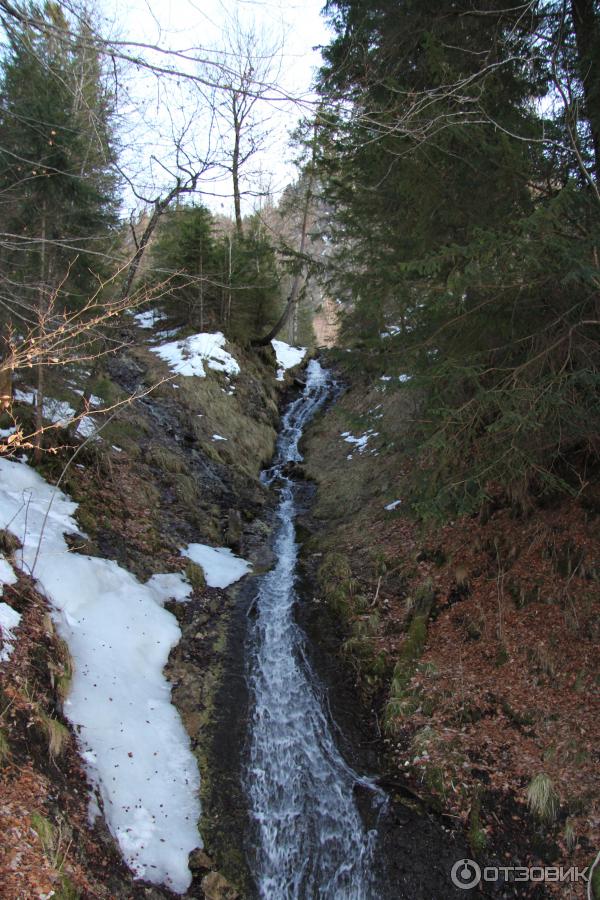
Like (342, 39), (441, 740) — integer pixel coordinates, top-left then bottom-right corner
(244, 359), (384, 899)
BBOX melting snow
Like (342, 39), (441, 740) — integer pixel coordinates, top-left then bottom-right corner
(72, 390), (103, 407)
(0, 457), (201, 892)
(14, 390), (76, 427)
(0, 554), (17, 594)
(151, 332), (240, 379)
(75, 416), (98, 438)
(341, 429), (379, 458)
(44, 398), (76, 426)
(271, 339), (307, 381)
(133, 308), (167, 329)
(0, 554), (19, 661)
(182, 544), (251, 589)
(153, 328), (181, 341)
(13, 388), (35, 405)
(380, 325), (401, 339)
(0, 603), (20, 662)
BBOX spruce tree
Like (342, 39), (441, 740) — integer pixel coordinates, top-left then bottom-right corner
(148, 204), (280, 342)
(0, 1), (119, 456)
(317, 0), (600, 515)
(0, 2), (119, 310)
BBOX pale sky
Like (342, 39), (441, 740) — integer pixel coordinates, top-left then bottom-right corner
(100, 0), (332, 217)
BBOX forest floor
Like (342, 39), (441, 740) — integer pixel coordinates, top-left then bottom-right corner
(302, 349), (600, 899)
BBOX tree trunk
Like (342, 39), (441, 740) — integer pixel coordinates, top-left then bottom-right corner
(34, 205), (47, 464)
(571, 0), (600, 180)
(252, 170), (315, 348)
(232, 115), (243, 236)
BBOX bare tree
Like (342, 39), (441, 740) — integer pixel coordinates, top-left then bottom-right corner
(0, 0), (221, 457)
(253, 120), (318, 347)
(207, 17), (282, 235)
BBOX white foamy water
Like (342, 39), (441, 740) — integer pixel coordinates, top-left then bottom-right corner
(245, 360), (382, 898)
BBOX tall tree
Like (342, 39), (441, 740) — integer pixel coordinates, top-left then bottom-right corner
(570, 0), (600, 179)
(316, 0), (600, 515)
(0, 2), (118, 305)
(0, 1), (119, 456)
(208, 17), (281, 236)
(150, 203), (221, 329)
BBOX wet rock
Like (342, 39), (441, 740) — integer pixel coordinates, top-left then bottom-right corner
(280, 461), (309, 479)
(106, 353), (144, 394)
(201, 870), (240, 899)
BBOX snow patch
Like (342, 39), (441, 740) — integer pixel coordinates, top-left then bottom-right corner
(75, 416), (98, 438)
(271, 339), (307, 381)
(153, 328), (181, 341)
(384, 500), (402, 511)
(0, 601), (20, 662)
(0, 554), (17, 594)
(133, 308), (167, 329)
(146, 572), (194, 605)
(15, 390), (76, 426)
(72, 390), (103, 407)
(44, 398), (76, 426)
(182, 544), (251, 589)
(13, 388), (35, 405)
(211, 434), (227, 442)
(150, 332), (240, 379)
(13, 390), (106, 431)
(341, 429), (379, 458)
(0, 554), (19, 661)
(0, 458), (201, 892)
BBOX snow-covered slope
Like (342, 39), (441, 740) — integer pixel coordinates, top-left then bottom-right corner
(182, 543), (251, 589)
(151, 331), (240, 379)
(271, 339), (306, 381)
(0, 458), (201, 893)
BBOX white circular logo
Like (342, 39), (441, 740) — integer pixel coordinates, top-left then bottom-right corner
(451, 858), (482, 890)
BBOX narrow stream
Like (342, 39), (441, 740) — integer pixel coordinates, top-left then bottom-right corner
(244, 360), (384, 899)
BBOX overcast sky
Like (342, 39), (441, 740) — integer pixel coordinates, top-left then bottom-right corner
(100, 0), (332, 217)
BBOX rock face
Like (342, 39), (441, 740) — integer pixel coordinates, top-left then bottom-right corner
(201, 871), (240, 900)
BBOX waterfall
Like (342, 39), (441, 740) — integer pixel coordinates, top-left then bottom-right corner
(244, 359), (383, 899)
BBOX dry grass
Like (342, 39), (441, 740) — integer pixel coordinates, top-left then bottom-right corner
(41, 715), (70, 759)
(147, 445), (189, 474)
(526, 773), (559, 823)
